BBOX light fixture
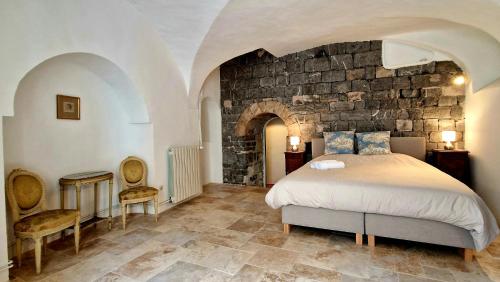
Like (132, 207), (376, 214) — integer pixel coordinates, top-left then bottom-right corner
(289, 136), (300, 152)
(442, 131), (456, 150)
(452, 75), (465, 86)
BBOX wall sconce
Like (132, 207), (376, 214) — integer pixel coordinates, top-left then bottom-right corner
(289, 136), (300, 152)
(452, 75), (465, 86)
(442, 131), (456, 150)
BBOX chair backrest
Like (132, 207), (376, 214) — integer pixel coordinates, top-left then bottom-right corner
(6, 169), (47, 223)
(119, 156), (147, 189)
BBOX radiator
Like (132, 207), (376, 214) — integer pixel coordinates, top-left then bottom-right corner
(167, 145), (202, 203)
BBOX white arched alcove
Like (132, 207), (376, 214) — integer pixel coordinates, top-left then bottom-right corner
(2, 53), (154, 251)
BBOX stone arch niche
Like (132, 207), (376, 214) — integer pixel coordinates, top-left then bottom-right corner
(224, 101), (301, 185)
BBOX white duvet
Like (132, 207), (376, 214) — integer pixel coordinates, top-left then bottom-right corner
(265, 153), (499, 250)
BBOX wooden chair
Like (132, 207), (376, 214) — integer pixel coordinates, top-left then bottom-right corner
(6, 169), (80, 274)
(119, 156), (159, 230)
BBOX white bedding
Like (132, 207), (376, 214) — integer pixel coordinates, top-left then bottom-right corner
(265, 153), (499, 250)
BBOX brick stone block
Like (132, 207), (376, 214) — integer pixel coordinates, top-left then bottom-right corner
(330, 101), (355, 111)
(260, 77), (275, 87)
(442, 86), (465, 96)
(371, 78), (393, 91)
(276, 75), (288, 86)
(393, 77), (411, 90)
(305, 57), (330, 72)
(253, 64), (268, 77)
(421, 87), (442, 97)
(340, 110), (371, 121)
(320, 112), (340, 121)
(456, 120), (465, 131)
(439, 119), (455, 131)
(332, 81), (351, 93)
(411, 74), (443, 89)
(223, 100), (232, 109)
(423, 107), (451, 119)
(331, 54), (353, 70)
(438, 96), (457, 107)
(376, 67), (395, 78)
(286, 60), (304, 73)
(401, 89), (419, 98)
(413, 120), (424, 132)
(307, 72), (322, 83)
(322, 70), (345, 82)
(347, 91), (365, 102)
(353, 51), (381, 67)
(397, 62), (435, 76)
(346, 69), (365, 80)
(352, 80), (370, 91)
(345, 41), (371, 53)
(396, 120), (413, 131)
(315, 83), (331, 95)
(450, 105), (463, 119)
(290, 73), (306, 85)
(366, 66), (376, 79)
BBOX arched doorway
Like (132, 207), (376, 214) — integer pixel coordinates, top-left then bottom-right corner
(227, 101), (301, 186)
(264, 117), (287, 187)
(3, 53), (153, 252)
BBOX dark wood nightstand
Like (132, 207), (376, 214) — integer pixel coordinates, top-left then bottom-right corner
(431, 149), (471, 186)
(285, 151), (305, 175)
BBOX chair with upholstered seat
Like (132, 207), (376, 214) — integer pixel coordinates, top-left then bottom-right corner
(119, 156), (159, 230)
(6, 169), (80, 274)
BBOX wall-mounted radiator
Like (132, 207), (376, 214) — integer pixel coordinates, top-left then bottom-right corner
(167, 145), (202, 203)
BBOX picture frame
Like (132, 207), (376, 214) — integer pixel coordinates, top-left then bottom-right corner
(56, 94), (80, 120)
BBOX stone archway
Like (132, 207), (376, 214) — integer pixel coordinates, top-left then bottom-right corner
(234, 101), (301, 138)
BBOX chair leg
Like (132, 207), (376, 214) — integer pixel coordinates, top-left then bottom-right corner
(43, 237), (48, 255)
(74, 218), (80, 254)
(143, 202), (148, 215)
(154, 197), (159, 223)
(16, 238), (22, 267)
(121, 203), (127, 230)
(34, 237), (42, 274)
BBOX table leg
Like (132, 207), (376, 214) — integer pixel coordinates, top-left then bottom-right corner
(60, 184), (66, 240)
(108, 178), (113, 230)
(94, 182), (99, 228)
(76, 182), (81, 212)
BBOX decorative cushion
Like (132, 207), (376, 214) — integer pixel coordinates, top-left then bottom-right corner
(14, 210), (78, 233)
(123, 160), (144, 183)
(13, 175), (43, 210)
(324, 131), (355, 154)
(356, 131), (392, 155)
(119, 186), (158, 201)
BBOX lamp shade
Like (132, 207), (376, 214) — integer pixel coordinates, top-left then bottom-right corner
(289, 136), (300, 146)
(442, 131), (456, 142)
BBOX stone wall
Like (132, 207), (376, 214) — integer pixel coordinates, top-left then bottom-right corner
(220, 40), (465, 185)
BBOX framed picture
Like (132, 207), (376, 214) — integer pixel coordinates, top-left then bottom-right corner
(57, 94), (80, 120)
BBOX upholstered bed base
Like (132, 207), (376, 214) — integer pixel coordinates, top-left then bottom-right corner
(282, 205), (364, 234)
(365, 213), (475, 249)
(281, 205), (475, 261)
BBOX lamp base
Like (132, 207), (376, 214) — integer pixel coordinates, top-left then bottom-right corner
(444, 142), (454, 150)
(292, 145), (298, 152)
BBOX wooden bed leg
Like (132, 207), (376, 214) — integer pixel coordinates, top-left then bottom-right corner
(283, 224), (290, 234)
(355, 233), (363, 245)
(368, 235), (375, 247)
(464, 248), (474, 262)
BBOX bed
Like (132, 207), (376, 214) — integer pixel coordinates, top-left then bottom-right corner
(265, 137), (499, 261)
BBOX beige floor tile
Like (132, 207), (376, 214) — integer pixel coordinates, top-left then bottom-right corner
(227, 218), (265, 234)
(247, 245), (298, 273)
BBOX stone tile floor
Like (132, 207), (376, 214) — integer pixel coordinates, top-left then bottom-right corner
(9, 184), (500, 282)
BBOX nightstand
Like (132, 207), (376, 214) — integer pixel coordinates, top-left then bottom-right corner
(431, 149), (471, 186)
(284, 151), (305, 175)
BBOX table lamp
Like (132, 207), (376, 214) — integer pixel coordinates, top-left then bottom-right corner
(290, 136), (300, 152)
(442, 131), (456, 150)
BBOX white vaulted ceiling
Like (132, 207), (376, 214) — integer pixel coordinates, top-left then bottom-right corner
(122, 0), (500, 99)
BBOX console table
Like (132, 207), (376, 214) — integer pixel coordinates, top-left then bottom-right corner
(59, 171), (114, 232)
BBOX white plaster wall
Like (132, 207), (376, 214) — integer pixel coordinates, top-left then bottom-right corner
(200, 69), (223, 185)
(0, 120), (9, 282)
(265, 118), (287, 186)
(2, 54), (153, 253)
(465, 79), (500, 221)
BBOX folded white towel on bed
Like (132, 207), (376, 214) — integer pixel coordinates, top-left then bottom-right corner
(310, 160), (345, 170)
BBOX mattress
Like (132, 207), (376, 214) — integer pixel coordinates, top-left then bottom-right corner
(265, 153), (499, 250)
